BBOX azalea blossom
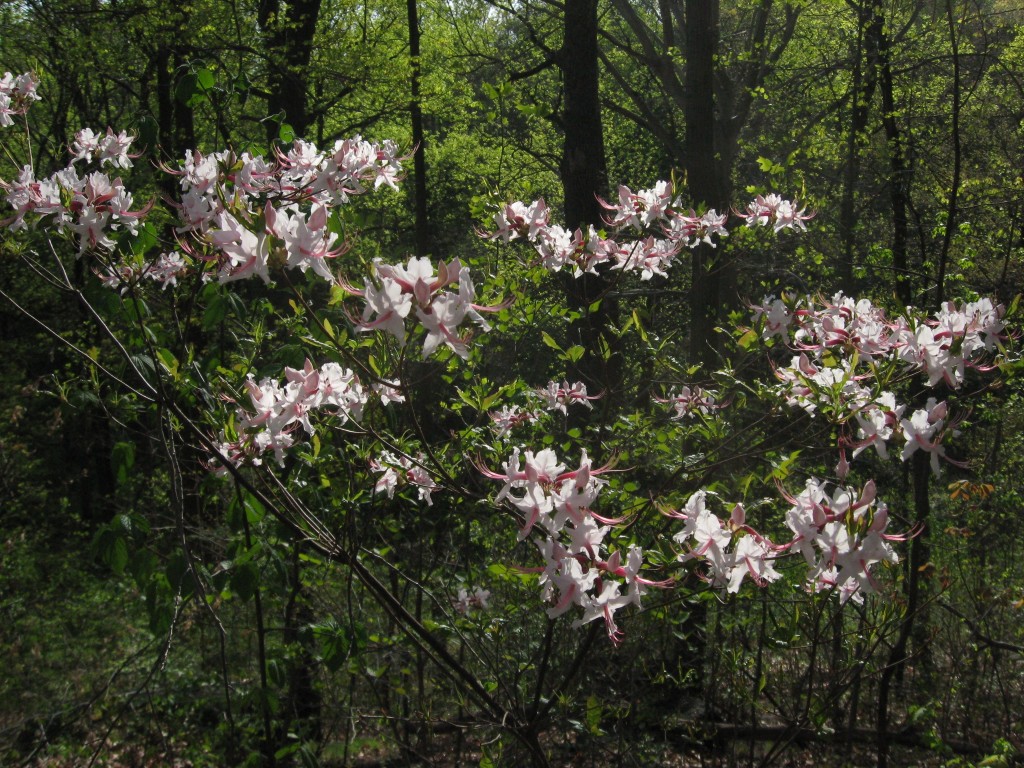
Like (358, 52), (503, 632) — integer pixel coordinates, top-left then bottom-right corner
(347, 257), (505, 360)
(488, 404), (538, 437)
(0, 71), (40, 127)
(71, 127), (137, 169)
(265, 201), (344, 282)
(212, 359), (367, 471)
(486, 186), (814, 281)
(741, 193), (814, 232)
(535, 380), (601, 414)
(900, 398), (957, 476)
(452, 586), (491, 614)
(480, 447), (665, 642)
(779, 478), (902, 603)
(656, 385), (721, 419)
(370, 451), (440, 506)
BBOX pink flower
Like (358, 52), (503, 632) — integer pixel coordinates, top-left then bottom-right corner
(491, 199), (550, 242)
(0, 72), (41, 127)
(453, 587), (491, 614)
(536, 380), (601, 414)
(71, 127), (137, 169)
(741, 194), (813, 232)
(265, 202), (344, 282)
(900, 398), (954, 475)
(207, 211), (270, 283)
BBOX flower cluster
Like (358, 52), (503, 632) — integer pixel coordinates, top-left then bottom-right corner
(1, 163), (150, 254)
(344, 256), (504, 360)
(740, 193), (814, 232)
(486, 380), (597, 439)
(167, 138), (403, 285)
(900, 398), (962, 475)
(757, 293), (1005, 384)
(0, 71), (40, 127)
(71, 128), (137, 169)
(780, 479), (901, 603)
(98, 251), (189, 292)
(452, 586), (491, 614)
(173, 137), (402, 232)
(669, 480), (901, 605)
(757, 293), (1008, 476)
(489, 183), (809, 280)
(489, 404), (538, 437)
(214, 359), (370, 471)
(0, 81), (151, 252)
(668, 491), (782, 594)
(370, 450), (440, 506)
(479, 448), (669, 642)
(535, 380), (600, 414)
(655, 384), (722, 419)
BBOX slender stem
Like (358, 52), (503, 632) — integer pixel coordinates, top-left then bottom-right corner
(238, 482), (277, 767)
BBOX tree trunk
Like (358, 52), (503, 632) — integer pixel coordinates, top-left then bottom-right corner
(558, 0), (622, 399)
(838, 0), (877, 293)
(684, 0), (729, 367)
(408, 0), (430, 257)
(865, 0), (912, 306)
(259, 0), (323, 140)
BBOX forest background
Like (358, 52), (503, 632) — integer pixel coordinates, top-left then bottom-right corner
(2, 0), (1024, 766)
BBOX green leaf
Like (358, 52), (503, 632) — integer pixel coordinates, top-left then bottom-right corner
(132, 221), (158, 257)
(94, 529), (128, 574)
(457, 387), (478, 410)
(156, 348), (179, 380)
(632, 309), (648, 342)
(231, 561), (260, 601)
(202, 295), (227, 330)
(314, 619), (355, 672)
(174, 69), (215, 108)
(585, 695), (603, 735)
(145, 574), (175, 635)
(737, 329), (758, 349)
(298, 743), (320, 768)
(111, 441), (135, 486)
(279, 122), (296, 143)
(195, 68), (215, 91)
(128, 550), (158, 591)
(135, 115), (158, 153)
(129, 354), (156, 385)
(165, 553), (194, 598)
(540, 331), (561, 351)
(487, 563), (511, 579)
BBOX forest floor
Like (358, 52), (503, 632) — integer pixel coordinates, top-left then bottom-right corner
(15, 724), (1017, 768)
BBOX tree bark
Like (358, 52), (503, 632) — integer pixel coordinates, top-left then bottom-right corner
(408, 0), (430, 257)
(838, 0), (877, 293)
(259, 0), (323, 140)
(684, 0), (729, 366)
(558, 0), (622, 399)
(866, 0), (912, 306)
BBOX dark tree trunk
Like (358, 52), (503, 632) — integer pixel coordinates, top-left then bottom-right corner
(558, 0), (621, 399)
(838, 0), (877, 293)
(259, 0), (323, 140)
(408, 0), (430, 256)
(560, 0), (607, 231)
(684, 0), (729, 366)
(865, 0), (912, 306)
(935, 0), (962, 308)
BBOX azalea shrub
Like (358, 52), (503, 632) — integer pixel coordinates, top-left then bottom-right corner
(1, 71), (1018, 762)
